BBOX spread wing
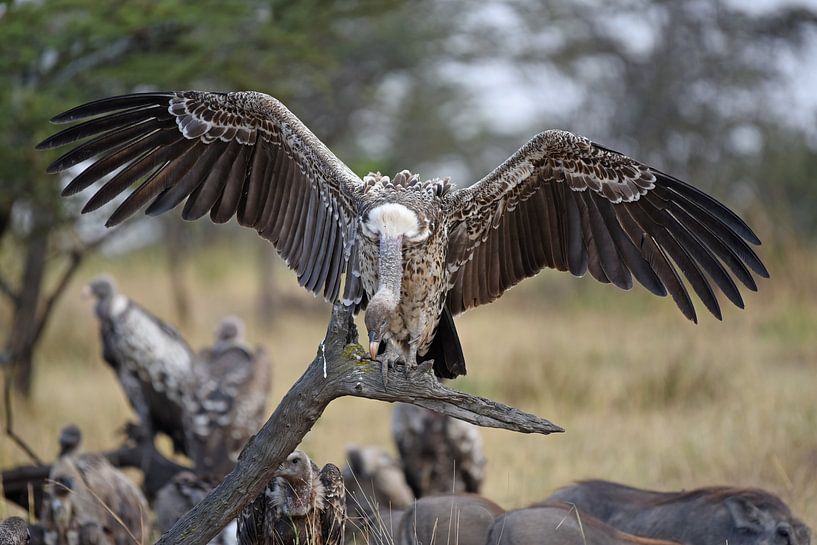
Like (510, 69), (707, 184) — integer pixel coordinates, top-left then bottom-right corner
(443, 130), (768, 322)
(38, 91), (365, 302)
(319, 464), (346, 545)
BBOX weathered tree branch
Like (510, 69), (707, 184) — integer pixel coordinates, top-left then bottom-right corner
(157, 303), (563, 545)
(31, 229), (120, 346)
(3, 363), (44, 465)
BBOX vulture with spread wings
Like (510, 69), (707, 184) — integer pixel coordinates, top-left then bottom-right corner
(39, 91), (768, 379)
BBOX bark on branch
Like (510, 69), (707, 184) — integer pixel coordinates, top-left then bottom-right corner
(157, 303), (563, 545)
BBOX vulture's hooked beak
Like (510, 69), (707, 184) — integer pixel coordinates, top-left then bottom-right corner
(368, 330), (380, 360)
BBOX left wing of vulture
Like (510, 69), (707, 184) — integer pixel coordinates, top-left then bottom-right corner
(444, 130), (768, 322)
(37, 91), (364, 303)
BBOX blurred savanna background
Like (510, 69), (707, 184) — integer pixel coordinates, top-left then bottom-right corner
(2, 0), (817, 531)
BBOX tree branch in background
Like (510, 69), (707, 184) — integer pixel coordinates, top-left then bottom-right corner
(157, 303), (563, 545)
(31, 229), (121, 347)
(3, 358), (44, 466)
(3, 225), (122, 394)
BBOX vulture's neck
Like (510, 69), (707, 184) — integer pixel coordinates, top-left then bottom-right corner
(375, 232), (403, 307)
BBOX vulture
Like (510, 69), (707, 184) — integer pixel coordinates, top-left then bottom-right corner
(83, 274), (194, 454)
(342, 445), (413, 543)
(40, 426), (150, 545)
(237, 450), (346, 545)
(392, 403), (486, 498)
(185, 316), (272, 479)
(0, 517), (30, 545)
(40, 91), (769, 379)
(154, 472), (237, 545)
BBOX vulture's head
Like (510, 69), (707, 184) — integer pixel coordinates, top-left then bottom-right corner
(83, 274), (117, 301)
(273, 451), (318, 517)
(58, 425), (82, 457)
(365, 295), (393, 359)
(275, 450), (313, 484)
(215, 315), (245, 343)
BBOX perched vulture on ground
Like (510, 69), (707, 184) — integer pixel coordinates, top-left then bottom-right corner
(0, 517), (30, 545)
(154, 472), (237, 545)
(83, 274), (194, 454)
(392, 403), (486, 498)
(185, 316), (272, 479)
(42, 91), (768, 379)
(342, 445), (413, 543)
(237, 450), (346, 545)
(40, 426), (149, 545)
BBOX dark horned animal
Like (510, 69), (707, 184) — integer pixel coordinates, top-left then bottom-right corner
(543, 480), (811, 545)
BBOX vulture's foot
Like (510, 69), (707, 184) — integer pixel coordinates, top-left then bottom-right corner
(378, 352), (402, 388)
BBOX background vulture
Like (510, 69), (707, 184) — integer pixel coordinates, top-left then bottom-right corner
(40, 426), (149, 545)
(41, 91), (768, 379)
(84, 274), (194, 454)
(342, 445), (413, 543)
(0, 517), (29, 545)
(237, 450), (346, 545)
(392, 403), (486, 497)
(154, 471), (237, 545)
(185, 316), (272, 479)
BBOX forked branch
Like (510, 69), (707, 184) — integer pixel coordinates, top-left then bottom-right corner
(157, 303), (563, 545)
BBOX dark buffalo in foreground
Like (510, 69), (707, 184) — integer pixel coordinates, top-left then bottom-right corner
(544, 480), (811, 545)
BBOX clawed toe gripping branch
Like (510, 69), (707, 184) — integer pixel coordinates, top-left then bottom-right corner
(156, 303), (563, 545)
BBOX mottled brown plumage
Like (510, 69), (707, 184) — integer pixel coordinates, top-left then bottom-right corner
(185, 316), (272, 479)
(392, 403), (486, 498)
(154, 472), (237, 545)
(40, 427), (149, 545)
(238, 451), (346, 545)
(42, 92), (768, 379)
(0, 517), (30, 545)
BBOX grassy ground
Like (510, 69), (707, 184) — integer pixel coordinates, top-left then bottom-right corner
(2, 236), (816, 530)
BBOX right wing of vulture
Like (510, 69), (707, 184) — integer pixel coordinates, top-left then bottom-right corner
(444, 130), (769, 323)
(38, 91), (365, 303)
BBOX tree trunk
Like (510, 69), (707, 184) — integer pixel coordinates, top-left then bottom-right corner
(6, 227), (49, 394)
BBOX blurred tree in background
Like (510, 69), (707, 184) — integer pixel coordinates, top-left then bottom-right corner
(2, 0), (817, 393)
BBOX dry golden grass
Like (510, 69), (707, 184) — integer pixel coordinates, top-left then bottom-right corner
(2, 238), (816, 530)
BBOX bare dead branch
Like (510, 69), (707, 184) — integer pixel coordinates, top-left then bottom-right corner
(157, 303), (562, 545)
(3, 366), (44, 465)
(31, 227), (122, 351)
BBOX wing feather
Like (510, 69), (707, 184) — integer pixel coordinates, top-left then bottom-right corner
(40, 91), (364, 303)
(443, 129), (766, 320)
